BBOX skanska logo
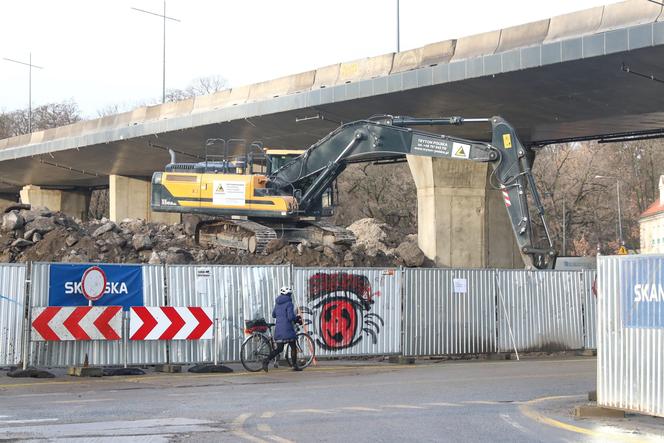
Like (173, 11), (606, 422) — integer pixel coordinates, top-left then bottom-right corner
(633, 283), (664, 303)
(64, 281), (129, 295)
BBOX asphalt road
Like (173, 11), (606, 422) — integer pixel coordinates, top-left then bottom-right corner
(0, 357), (662, 442)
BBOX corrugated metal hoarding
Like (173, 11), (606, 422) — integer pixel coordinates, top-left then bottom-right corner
(582, 270), (597, 350)
(0, 264), (27, 366)
(167, 265), (291, 363)
(403, 268), (496, 356)
(292, 267), (401, 357)
(496, 270), (584, 352)
(597, 255), (664, 417)
(28, 263), (167, 367)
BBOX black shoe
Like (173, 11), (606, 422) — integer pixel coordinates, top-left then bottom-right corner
(292, 366), (303, 372)
(262, 360), (269, 372)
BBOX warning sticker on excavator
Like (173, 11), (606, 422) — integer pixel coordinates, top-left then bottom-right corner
(213, 180), (246, 206)
(451, 142), (470, 159)
(503, 133), (512, 148)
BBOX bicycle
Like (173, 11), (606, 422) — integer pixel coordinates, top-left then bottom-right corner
(240, 318), (316, 372)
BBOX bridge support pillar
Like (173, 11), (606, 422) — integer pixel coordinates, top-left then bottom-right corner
(0, 193), (18, 212)
(109, 175), (180, 224)
(406, 156), (521, 268)
(19, 185), (90, 220)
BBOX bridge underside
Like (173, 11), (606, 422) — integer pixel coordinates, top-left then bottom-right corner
(1, 44), (664, 194)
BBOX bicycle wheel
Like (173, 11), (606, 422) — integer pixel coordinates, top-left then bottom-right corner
(241, 334), (272, 372)
(286, 332), (316, 369)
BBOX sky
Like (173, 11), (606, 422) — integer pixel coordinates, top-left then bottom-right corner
(0, 0), (622, 118)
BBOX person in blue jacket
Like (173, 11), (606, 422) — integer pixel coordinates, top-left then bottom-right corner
(263, 286), (303, 372)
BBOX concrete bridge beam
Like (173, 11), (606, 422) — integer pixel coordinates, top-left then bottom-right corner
(19, 185), (90, 221)
(406, 156), (521, 268)
(109, 175), (180, 224)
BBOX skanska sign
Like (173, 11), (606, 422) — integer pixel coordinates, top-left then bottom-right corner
(620, 256), (664, 329)
(49, 264), (143, 310)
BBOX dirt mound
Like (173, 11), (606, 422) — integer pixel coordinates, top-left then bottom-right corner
(0, 208), (431, 268)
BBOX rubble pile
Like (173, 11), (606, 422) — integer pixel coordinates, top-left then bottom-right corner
(0, 207), (431, 267)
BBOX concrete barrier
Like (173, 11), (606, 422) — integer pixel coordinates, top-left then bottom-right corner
(248, 70), (315, 101)
(598, 0), (661, 32)
(0, 138), (8, 150)
(497, 20), (550, 52)
(29, 131), (45, 145)
(421, 40), (456, 66)
(451, 30), (501, 60)
(545, 6), (604, 42)
(159, 98), (194, 120)
(391, 48), (423, 73)
(227, 84), (251, 106)
(40, 127), (58, 142)
(191, 90), (231, 113)
(313, 64), (340, 88)
(338, 53), (394, 84)
(129, 106), (148, 125)
(145, 104), (163, 122)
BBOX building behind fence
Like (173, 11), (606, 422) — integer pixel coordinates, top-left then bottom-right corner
(0, 263), (597, 368)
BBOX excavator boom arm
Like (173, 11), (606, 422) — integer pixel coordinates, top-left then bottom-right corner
(268, 115), (556, 269)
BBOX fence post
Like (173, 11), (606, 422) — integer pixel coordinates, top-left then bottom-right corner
(21, 262), (32, 370)
(494, 270), (520, 360)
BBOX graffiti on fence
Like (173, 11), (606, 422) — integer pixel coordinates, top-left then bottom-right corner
(302, 272), (384, 350)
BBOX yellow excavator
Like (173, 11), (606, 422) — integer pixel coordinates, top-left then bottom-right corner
(151, 115), (557, 269)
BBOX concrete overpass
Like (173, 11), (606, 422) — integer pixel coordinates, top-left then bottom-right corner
(2, 0), (664, 267)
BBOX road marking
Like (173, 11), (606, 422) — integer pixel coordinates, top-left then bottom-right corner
(339, 406), (382, 412)
(518, 395), (645, 442)
(232, 413), (267, 443)
(257, 423), (272, 432)
(51, 398), (113, 404)
(0, 418), (58, 425)
(383, 404), (426, 410)
(500, 413), (529, 434)
(463, 400), (499, 405)
(0, 415), (9, 418)
(268, 436), (294, 443)
(287, 409), (334, 415)
(260, 411), (275, 418)
(423, 402), (462, 407)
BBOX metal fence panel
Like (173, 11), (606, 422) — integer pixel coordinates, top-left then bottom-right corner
(29, 263), (167, 367)
(597, 255), (664, 417)
(166, 265), (291, 364)
(0, 264), (27, 366)
(403, 268), (496, 356)
(292, 267), (401, 357)
(496, 270), (584, 352)
(581, 270), (597, 350)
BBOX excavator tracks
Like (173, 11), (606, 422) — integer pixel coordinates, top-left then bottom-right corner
(196, 219), (277, 254)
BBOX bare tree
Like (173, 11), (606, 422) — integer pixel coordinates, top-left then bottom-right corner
(0, 100), (81, 137)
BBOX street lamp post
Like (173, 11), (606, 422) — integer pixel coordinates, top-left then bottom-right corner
(131, 1), (180, 103)
(594, 175), (624, 247)
(396, 0), (400, 52)
(3, 53), (43, 134)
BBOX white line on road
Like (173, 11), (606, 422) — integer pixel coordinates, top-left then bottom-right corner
(260, 411), (275, 418)
(500, 413), (530, 435)
(339, 406), (382, 412)
(257, 423), (273, 433)
(383, 404), (426, 410)
(423, 402), (463, 407)
(268, 436), (295, 443)
(463, 400), (499, 405)
(287, 409), (334, 415)
(0, 418), (59, 424)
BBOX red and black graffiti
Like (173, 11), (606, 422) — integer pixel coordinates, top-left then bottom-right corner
(304, 272), (383, 351)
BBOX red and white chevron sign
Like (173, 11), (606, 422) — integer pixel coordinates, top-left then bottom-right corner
(129, 307), (213, 340)
(31, 306), (122, 341)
